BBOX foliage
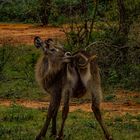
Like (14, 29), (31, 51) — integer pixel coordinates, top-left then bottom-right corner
(0, 0), (39, 23)
(0, 0), (97, 24)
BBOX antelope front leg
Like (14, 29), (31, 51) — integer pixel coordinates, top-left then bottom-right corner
(50, 104), (60, 137)
(56, 91), (70, 140)
(36, 95), (61, 140)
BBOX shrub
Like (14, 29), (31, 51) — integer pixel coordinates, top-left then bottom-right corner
(0, 0), (40, 23)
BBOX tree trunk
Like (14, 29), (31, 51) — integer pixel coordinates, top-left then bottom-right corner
(39, 0), (52, 25)
(81, 0), (88, 15)
(117, 0), (129, 35)
(117, 0), (131, 63)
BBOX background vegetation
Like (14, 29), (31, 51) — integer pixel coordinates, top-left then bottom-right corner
(0, 1), (140, 139)
(0, 0), (140, 94)
(0, 45), (43, 99)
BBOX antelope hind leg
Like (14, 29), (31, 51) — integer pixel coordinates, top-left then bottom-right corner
(50, 98), (61, 137)
(91, 90), (113, 140)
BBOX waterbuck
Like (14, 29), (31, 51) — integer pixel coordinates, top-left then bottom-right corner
(34, 36), (113, 140)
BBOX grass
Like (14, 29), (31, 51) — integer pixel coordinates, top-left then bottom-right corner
(0, 44), (46, 100)
(0, 104), (140, 140)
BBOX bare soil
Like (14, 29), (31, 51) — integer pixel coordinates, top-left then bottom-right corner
(0, 90), (140, 118)
(0, 23), (65, 45)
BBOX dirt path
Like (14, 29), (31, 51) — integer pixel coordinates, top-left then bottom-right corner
(0, 23), (65, 45)
(0, 90), (140, 117)
(0, 97), (140, 117)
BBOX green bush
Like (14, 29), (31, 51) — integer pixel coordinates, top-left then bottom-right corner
(0, 0), (39, 23)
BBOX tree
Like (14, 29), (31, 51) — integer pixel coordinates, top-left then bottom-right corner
(39, 0), (52, 25)
(117, 0), (129, 35)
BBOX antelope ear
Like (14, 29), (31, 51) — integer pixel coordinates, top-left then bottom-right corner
(34, 36), (43, 48)
(89, 55), (97, 62)
(44, 38), (53, 48)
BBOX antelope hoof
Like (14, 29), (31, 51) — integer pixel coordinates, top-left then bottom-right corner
(56, 135), (63, 140)
(35, 135), (44, 140)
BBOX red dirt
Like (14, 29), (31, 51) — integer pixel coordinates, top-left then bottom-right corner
(116, 89), (140, 98)
(0, 91), (140, 118)
(0, 23), (65, 45)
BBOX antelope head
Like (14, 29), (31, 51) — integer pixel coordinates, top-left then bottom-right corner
(34, 36), (72, 63)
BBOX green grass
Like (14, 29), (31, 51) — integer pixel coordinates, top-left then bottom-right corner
(0, 45), (46, 100)
(0, 105), (140, 140)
